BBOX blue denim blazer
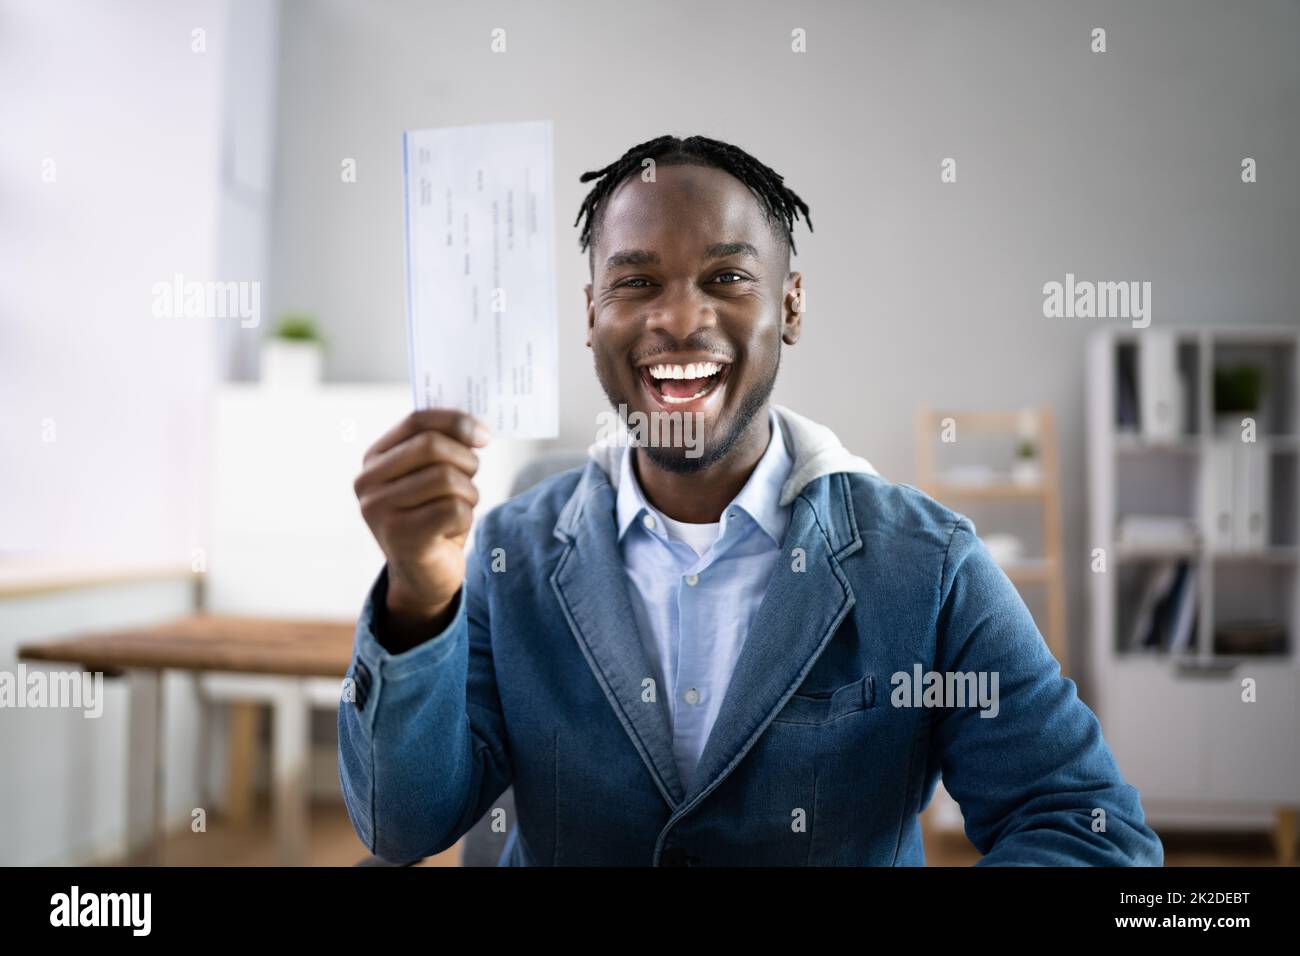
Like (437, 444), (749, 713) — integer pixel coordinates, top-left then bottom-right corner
(338, 456), (1163, 866)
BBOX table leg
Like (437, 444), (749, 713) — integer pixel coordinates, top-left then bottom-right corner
(226, 702), (259, 826)
(1276, 807), (1297, 867)
(192, 672), (213, 809)
(125, 669), (163, 864)
(271, 679), (309, 865)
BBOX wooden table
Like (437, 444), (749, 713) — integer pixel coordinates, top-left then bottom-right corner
(19, 615), (356, 865)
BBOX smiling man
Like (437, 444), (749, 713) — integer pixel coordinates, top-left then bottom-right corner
(340, 134), (1163, 867)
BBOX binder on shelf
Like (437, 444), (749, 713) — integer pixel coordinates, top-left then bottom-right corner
(1207, 443), (1236, 550)
(1138, 330), (1180, 441)
(1232, 443), (1270, 551)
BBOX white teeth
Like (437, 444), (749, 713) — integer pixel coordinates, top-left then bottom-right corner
(662, 388), (709, 404)
(647, 361), (722, 380)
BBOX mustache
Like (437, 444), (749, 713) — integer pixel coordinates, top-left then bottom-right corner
(629, 335), (736, 366)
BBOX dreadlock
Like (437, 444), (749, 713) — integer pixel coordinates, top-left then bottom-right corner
(573, 135), (812, 266)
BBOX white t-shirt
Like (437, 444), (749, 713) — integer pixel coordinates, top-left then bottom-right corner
(657, 512), (721, 558)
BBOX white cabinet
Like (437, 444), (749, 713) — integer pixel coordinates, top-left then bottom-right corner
(1103, 661), (1203, 801)
(1200, 663), (1300, 803)
(1087, 327), (1300, 830)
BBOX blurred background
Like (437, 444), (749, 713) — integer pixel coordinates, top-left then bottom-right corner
(1, 0), (1297, 866)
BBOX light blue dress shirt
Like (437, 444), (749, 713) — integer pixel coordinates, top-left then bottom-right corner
(615, 408), (794, 792)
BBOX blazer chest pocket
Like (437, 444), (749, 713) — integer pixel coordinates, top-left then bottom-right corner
(773, 674), (875, 725)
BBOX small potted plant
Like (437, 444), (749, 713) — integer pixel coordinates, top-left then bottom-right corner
(262, 313), (325, 387)
(1213, 365), (1264, 437)
(1011, 437), (1041, 486)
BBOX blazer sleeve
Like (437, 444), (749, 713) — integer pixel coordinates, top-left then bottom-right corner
(929, 517), (1164, 866)
(337, 542), (511, 864)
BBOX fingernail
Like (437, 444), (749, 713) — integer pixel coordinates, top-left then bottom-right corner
(472, 422), (492, 446)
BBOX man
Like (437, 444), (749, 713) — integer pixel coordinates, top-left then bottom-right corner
(340, 134), (1163, 866)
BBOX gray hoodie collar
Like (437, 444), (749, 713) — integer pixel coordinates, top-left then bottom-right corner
(583, 403), (878, 508)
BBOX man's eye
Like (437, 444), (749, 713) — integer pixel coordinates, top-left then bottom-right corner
(617, 277), (652, 288)
(713, 272), (748, 284)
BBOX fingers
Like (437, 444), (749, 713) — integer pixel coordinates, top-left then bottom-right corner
(357, 425), (482, 493)
(354, 411), (485, 603)
(417, 497), (474, 539)
(361, 461), (480, 513)
(389, 496), (475, 542)
(367, 408), (491, 461)
(355, 409), (487, 549)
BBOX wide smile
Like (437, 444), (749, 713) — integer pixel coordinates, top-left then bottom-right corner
(637, 359), (732, 414)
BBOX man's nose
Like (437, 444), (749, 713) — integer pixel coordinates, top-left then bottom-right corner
(643, 281), (718, 341)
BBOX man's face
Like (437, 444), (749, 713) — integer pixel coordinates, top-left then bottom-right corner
(584, 164), (802, 471)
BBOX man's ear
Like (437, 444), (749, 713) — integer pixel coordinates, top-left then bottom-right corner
(584, 283), (595, 348)
(782, 272), (804, 345)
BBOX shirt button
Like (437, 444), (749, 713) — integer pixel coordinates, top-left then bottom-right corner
(683, 688), (701, 706)
(642, 514), (656, 531)
(684, 573), (699, 587)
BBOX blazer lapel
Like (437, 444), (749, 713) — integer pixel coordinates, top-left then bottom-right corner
(681, 473), (862, 808)
(550, 463), (686, 808)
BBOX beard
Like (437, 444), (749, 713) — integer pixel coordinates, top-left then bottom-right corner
(594, 347), (780, 474)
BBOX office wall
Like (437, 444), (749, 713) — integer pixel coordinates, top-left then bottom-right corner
(0, 0), (225, 565)
(268, 0), (1300, 681)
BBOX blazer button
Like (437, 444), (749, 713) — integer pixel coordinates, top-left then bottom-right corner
(352, 662), (372, 709)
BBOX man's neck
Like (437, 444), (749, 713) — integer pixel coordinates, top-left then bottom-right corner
(632, 407), (772, 524)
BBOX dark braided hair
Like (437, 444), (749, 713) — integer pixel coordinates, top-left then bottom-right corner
(574, 134), (812, 269)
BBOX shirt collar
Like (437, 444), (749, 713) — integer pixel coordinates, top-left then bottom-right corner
(615, 407), (793, 547)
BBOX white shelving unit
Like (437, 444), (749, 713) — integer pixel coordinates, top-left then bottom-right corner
(1087, 326), (1300, 858)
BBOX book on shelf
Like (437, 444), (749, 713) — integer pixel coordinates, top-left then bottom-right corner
(1116, 345), (1139, 431)
(1126, 559), (1198, 651)
(1166, 563), (1198, 653)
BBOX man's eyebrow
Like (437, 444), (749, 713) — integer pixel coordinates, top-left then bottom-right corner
(604, 243), (761, 270)
(605, 249), (658, 269)
(703, 242), (760, 262)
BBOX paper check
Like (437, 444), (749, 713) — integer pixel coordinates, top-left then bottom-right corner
(402, 121), (559, 438)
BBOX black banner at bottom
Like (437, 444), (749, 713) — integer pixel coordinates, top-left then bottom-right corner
(0, 865), (1289, 940)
